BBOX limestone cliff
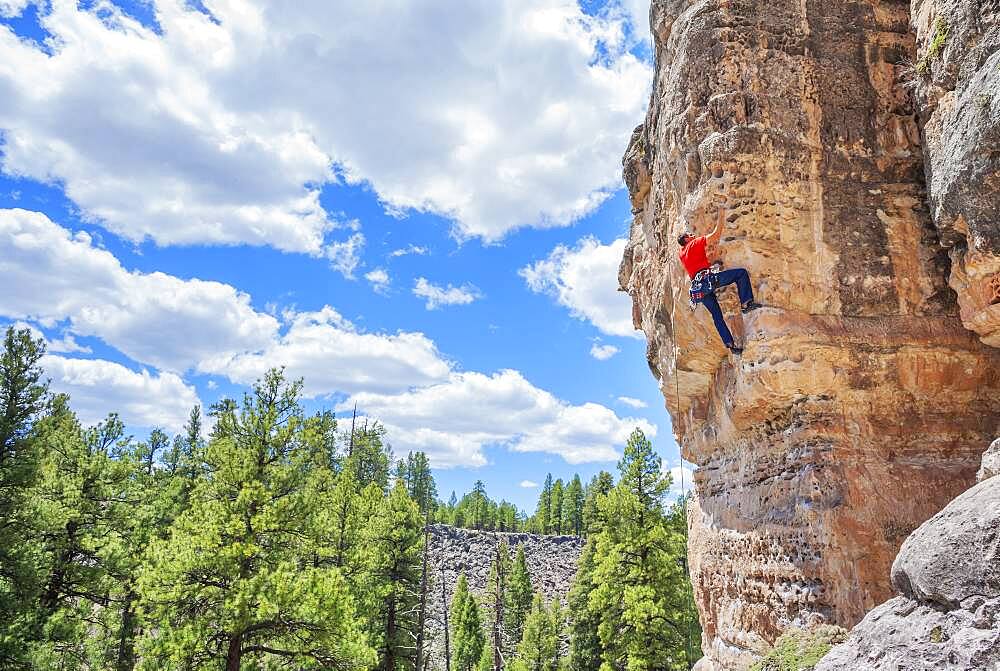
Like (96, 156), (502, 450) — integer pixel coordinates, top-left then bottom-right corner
(618, 1), (1000, 668)
(424, 525), (582, 670)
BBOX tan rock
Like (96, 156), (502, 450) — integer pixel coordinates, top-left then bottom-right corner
(620, 1), (1000, 668)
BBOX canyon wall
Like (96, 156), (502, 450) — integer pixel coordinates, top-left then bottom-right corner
(619, 0), (1000, 668)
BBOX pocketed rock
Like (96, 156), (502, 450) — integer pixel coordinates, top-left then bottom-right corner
(815, 477), (1000, 670)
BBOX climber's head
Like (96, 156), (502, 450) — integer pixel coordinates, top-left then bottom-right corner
(677, 232), (693, 248)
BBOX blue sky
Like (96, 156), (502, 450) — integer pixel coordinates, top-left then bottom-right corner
(0, 0), (688, 511)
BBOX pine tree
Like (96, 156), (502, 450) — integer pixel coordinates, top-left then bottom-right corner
(0, 327), (48, 667)
(535, 475), (553, 533)
(414, 507), (433, 671)
(666, 495), (700, 670)
(471, 480), (489, 530)
(137, 370), (373, 670)
(581, 471), (613, 537)
(509, 595), (557, 671)
(562, 475), (584, 537)
(549, 479), (563, 534)
(482, 540), (512, 670)
(398, 451), (437, 515)
(362, 481), (424, 671)
(549, 599), (566, 670)
(498, 501), (519, 532)
(566, 542), (601, 671)
(505, 544), (533, 648)
(30, 409), (135, 668)
(451, 573), (486, 671)
(348, 422), (392, 492)
(586, 429), (694, 671)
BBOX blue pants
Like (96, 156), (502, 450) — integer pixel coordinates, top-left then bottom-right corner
(700, 268), (755, 347)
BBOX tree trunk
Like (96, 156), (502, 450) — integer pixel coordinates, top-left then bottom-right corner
(115, 588), (137, 671)
(384, 595), (397, 671)
(415, 511), (430, 671)
(492, 543), (504, 671)
(225, 633), (242, 671)
(348, 403), (357, 458)
(40, 520), (78, 614)
(442, 569), (451, 671)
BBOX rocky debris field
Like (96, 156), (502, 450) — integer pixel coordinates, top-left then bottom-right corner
(422, 524), (583, 670)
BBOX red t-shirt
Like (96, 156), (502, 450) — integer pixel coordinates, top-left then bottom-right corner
(679, 236), (710, 279)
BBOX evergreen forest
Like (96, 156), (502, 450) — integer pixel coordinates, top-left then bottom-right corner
(0, 326), (701, 670)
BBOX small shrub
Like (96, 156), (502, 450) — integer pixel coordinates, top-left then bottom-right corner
(750, 625), (848, 671)
(916, 18), (950, 76)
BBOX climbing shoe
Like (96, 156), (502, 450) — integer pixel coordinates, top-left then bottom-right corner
(741, 301), (763, 314)
(728, 345), (743, 356)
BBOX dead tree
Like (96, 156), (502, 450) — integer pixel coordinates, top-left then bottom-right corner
(492, 540), (505, 671)
(415, 510), (431, 671)
(441, 567), (451, 671)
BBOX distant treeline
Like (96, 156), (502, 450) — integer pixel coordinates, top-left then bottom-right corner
(434, 473), (599, 537)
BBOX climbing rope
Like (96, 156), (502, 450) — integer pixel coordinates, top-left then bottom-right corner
(667, 269), (696, 670)
(667, 274), (686, 499)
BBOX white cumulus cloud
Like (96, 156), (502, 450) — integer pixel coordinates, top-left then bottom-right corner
(1, 209), (454, 397)
(365, 268), (391, 294)
(413, 277), (481, 310)
(201, 306), (452, 398)
(0, 208), (280, 372)
(0, 0), (29, 18)
(617, 395), (647, 409)
(590, 343), (619, 360)
(520, 480), (539, 488)
(343, 369), (655, 468)
(41, 355), (200, 433)
(521, 236), (637, 337)
(0, 0), (651, 247)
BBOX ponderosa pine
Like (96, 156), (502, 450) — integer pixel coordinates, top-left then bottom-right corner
(451, 573), (486, 671)
(505, 543), (533, 648)
(137, 370), (373, 670)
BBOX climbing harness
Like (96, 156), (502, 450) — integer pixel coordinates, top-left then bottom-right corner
(688, 267), (718, 306)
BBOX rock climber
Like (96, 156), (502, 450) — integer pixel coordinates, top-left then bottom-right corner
(679, 206), (762, 355)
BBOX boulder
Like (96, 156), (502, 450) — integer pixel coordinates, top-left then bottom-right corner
(979, 438), (1000, 482)
(816, 477), (1000, 670)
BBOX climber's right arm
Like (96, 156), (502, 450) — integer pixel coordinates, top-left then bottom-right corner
(706, 206), (725, 246)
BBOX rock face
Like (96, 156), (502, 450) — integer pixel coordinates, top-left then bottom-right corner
(815, 476), (1000, 670)
(423, 525), (583, 671)
(619, 1), (1000, 668)
(910, 0), (1000, 346)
